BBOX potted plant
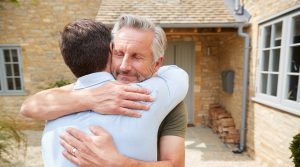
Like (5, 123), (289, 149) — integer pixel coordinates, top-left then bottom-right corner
(290, 133), (300, 167)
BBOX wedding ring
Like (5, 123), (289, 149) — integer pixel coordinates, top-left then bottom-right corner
(71, 147), (77, 157)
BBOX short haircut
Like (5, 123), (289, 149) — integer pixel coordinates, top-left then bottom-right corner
(59, 19), (111, 78)
(111, 14), (167, 61)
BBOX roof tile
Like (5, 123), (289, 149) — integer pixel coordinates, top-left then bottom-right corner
(96, 0), (237, 26)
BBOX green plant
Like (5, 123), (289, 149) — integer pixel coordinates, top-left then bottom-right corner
(0, 119), (26, 165)
(290, 133), (300, 167)
(47, 79), (70, 88)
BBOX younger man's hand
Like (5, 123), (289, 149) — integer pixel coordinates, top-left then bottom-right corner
(82, 82), (153, 117)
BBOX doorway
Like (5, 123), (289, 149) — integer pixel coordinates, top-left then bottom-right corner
(164, 42), (195, 123)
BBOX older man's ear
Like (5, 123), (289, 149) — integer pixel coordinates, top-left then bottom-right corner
(154, 57), (164, 72)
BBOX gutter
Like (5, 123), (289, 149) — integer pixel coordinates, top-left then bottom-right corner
(104, 22), (250, 28)
(233, 23), (250, 154)
(226, 0), (251, 154)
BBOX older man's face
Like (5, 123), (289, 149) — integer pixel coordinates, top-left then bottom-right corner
(111, 27), (163, 83)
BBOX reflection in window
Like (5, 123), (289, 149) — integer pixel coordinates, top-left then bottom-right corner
(287, 75), (298, 101)
(272, 49), (280, 72)
(292, 15), (300, 44)
(261, 74), (268, 94)
(274, 22), (282, 46)
(270, 74), (278, 96)
(263, 50), (270, 71)
(290, 46), (300, 73)
(264, 26), (272, 48)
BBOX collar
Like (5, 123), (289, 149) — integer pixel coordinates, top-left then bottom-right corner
(73, 72), (115, 90)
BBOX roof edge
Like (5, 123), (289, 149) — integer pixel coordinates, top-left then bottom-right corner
(105, 22), (250, 28)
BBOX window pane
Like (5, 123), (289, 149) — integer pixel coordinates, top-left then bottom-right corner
(4, 49), (10, 62)
(13, 64), (20, 76)
(292, 15), (300, 44)
(270, 74), (278, 96)
(11, 49), (18, 62)
(5, 64), (12, 76)
(262, 50), (270, 71)
(261, 74), (268, 94)
(272, 49), (280, 72)
(274, 22), (282, 47)
(290, 46), (300, 73)
(264, 26), (272, 48)
(287, 75), (299, 101)
(7, 78), (14, 90)
(15, 78), (21, 90)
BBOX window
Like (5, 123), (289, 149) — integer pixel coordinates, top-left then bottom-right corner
(256, 10), (300, 115)
(0, 46), (24, 95)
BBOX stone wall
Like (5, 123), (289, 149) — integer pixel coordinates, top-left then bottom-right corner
(0, 0), (101, 129)
(243, 1), (300, 167)
(167, 31), (239, 125)
(218, 34), (244, 129)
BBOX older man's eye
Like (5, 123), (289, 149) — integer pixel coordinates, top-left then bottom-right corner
(133, 55), (142, 60)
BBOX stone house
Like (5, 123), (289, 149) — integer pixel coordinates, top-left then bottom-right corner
(0, 0), (299, 167)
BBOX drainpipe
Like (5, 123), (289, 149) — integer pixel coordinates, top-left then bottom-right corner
(233, 23), (250, 153)
(235, 0), (244, 15)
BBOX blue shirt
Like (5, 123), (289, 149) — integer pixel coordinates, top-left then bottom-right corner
(41, 65), (189, 167)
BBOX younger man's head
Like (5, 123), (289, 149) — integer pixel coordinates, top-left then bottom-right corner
(59, 19), (111, 78)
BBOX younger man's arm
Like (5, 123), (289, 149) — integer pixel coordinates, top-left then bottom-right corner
(20, 82), (153, 120)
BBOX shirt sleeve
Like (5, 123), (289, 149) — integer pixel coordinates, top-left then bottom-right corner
(158, 101), (187, 138)
(135, 65), (189, 117)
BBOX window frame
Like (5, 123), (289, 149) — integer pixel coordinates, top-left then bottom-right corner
(0, 45), (25, 95)
(254, 10), (300, 116)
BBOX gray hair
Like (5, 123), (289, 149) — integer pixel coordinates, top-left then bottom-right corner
(111, 14), (167, 61)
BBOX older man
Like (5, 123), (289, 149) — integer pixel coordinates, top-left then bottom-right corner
(21, 15), (188, 167)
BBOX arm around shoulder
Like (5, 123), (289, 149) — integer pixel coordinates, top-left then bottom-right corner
(20, 84), (85, 120)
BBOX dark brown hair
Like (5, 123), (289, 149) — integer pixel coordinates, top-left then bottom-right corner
(59, 19), (111, 77)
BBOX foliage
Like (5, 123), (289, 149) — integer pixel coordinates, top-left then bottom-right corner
(47, 79), (71, 88)
(290, 133), (300, 167)
(0, 0), (19, 9)
(0, 119), (27, 165)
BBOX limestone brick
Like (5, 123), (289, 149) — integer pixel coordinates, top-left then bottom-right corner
(0, 0), (101, 129)
(243, 1), (300, 167)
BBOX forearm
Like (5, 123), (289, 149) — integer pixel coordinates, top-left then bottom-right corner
(20, 85), (86, 120)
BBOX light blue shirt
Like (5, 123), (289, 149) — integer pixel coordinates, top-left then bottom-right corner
(41, 65), (189, 167)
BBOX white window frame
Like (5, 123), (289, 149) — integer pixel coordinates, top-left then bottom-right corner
(0, 45), (25, 95)
(254, 10), (300, 116)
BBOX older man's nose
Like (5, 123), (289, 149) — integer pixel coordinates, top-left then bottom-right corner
(120, 56), (131, 72)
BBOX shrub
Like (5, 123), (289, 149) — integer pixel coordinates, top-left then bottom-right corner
(47, 79), (70, 88)
(290, 133), (300, 167)
(0, 119), (26, 165)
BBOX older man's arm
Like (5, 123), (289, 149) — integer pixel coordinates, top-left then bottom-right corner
(20, 82), (153, 120)
(123, 136), (184, 167)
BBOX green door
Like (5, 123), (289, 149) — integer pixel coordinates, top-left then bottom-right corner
(164, 42), (195, 124)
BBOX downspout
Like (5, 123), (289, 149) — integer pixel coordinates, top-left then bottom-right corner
(233, 23), (250, 153)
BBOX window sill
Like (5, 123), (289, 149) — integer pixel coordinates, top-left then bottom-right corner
(0, 92), (26, 96)
(252, 97), (300, 117)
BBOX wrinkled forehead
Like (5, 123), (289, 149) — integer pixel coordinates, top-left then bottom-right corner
(113, 27), (154, 55)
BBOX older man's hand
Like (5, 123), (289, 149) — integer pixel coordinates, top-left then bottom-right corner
(60, 126), (127, 167)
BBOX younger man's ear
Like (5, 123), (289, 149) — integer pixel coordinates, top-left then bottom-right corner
(109, 42), (114, 55)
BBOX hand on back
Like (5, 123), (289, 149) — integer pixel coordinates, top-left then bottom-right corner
(83, 81), (153, 117)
